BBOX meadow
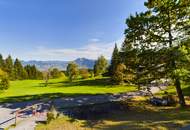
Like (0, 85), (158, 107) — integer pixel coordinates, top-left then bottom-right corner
(0, 77), (137, 103)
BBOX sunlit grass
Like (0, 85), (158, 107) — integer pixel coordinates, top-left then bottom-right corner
(0, 77), (137, 102)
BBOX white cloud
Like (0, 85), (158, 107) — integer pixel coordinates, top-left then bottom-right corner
(88, 38), (100, 42)
(26, 38), (124, 61)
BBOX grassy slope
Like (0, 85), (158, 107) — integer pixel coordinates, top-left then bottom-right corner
(0, 77), (137, 102)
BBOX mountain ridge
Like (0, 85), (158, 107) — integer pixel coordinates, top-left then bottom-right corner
(22, 58), (96, 70)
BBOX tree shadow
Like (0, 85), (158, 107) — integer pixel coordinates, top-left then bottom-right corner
(182, 86), (190, 96)
(64, 99), (190, 130)
(72, 78), (113, 87)
(39, 78), (115, 88)
(0, 93), (102, 104)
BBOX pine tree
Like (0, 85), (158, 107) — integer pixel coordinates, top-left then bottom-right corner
(14, 58), (27, 80)
(109, 44), (120, 76)
(123, 0), (190, 106)
(0, 54), (4, 69)
(24, 64), (42, 79)
(24, 65), (32, 79)
(4, 55), (14, 79)
(121, 39), (138, 83)
(145, 0), (190, 107)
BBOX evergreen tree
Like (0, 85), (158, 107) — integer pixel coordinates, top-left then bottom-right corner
(123, 0), (190, 106)
(145, 0), (190, 107)
(109, 44), (120, 76)
(0, 54), (4, 69)
(14, 58), (27, 80)
(4, 55), (14, 79)
(24, 65), (32, 79)
(31, 65), (37, 79)
(121, 39), (138, 83)
(24, 64), (42, 79)
(94, 55), (108, 76)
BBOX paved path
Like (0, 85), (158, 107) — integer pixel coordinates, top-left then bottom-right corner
(0, 108), (16, 129)
(0, 86), (164, 130)
(180, 125), (190, 130)
(9, 117), (36, 130)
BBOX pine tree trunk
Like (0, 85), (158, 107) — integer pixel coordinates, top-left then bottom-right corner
(175, 78), (186, 107)
(167, 11), (186, 107)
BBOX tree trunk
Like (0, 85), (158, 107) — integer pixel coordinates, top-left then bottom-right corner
(167, 10), (186, 107)
(175, 78), (186, 107)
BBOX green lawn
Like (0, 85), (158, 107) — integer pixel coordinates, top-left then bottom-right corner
(0, 77), (137, 103)
(157, 84), (190, 97)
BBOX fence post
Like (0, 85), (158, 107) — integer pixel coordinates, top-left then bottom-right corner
(15, 111), (18, 126)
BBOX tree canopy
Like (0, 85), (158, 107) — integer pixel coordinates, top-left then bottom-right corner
(119, 0), (190, 107)
(94, 55), (108, 76)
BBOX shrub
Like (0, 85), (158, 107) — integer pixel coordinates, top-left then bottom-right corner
(0, 76), (9, 90)
(47, 112), (55, 124)
(80, 68), (89, 79)
(47, 105), (58, 124)
(112, 63), (126, 84)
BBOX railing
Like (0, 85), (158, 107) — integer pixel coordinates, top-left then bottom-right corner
(0, 103), (45, 128)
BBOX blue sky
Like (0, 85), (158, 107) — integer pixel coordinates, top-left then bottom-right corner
(0, 0), (146, 61)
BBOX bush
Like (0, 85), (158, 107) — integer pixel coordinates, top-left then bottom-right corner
(50, 68), (62, 79)
(47, 112), (55, 124)
(47, 106), (58, 124)
(80, 68), (89, 79)
(112, 63), (126, 84)
(0, 76), (9, 90)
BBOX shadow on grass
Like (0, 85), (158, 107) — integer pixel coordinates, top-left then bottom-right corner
(182, 86), (190, 96)
(64, 99), (190, 130)
(0, 92), (105, 104)
(39, 78), (114, 88)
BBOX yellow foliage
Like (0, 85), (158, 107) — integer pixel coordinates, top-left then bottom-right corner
(0, 68), (6, 77)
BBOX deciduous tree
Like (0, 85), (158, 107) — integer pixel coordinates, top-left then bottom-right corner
(80, 68), (89, 79)
(94, 55), (108, 76)
(67, 62), (79, 82)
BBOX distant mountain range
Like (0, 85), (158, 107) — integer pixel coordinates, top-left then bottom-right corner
(22, 58), (96, 70)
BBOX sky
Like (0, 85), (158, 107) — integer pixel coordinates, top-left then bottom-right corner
(0, 0), (146, 61)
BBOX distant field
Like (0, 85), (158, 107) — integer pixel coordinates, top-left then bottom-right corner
(0, 77), (137, 103)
